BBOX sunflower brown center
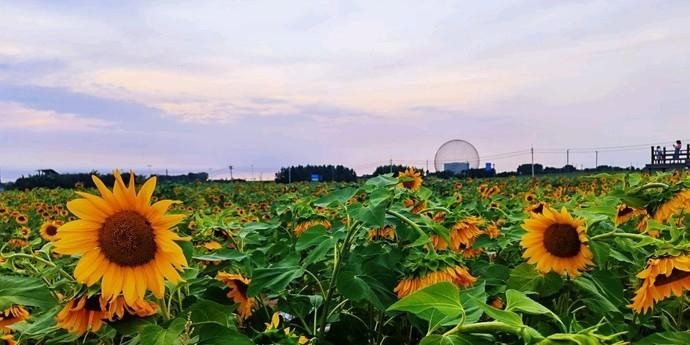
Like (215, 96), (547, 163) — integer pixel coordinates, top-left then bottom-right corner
(99, 211), (156, 266)
(45, 225), (58, 236)
(654, 269), (690, 286)
(84, 296), (103, 312)
(618, 207), (634, 217)
(234, 280), (249, 298)
(532, 203), (544, 214)
(543, 223), (581, 258)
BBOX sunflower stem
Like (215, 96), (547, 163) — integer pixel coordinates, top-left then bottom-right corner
(590, 231), (662, 243)
(444, 321), (526, 337)
(317, 215), (360, 340)
(386, 210), (436, 254)
(638, 182), (669, 191)
(2, 253), (75, 281)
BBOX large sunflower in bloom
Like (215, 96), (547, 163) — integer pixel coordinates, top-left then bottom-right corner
(629, 255), (690, 314)
(217, 272), (256, 319)
(398, 168), (423, 192)
(53, 171), (188, 305)
(521, 207), (593, 277)
(394, 265), (476, 298)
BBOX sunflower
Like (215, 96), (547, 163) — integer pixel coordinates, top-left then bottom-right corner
(39, 221), (61, 241)
(0, 335), (16, 345)
(524, 193), (537, 203)
(653, 190), (690, 222)
(293, 219), (331, 236)
(490, 296), (504, 309)
(430, 217), (483, 251)
(615, 204), (646, 226)
(14, 214), (27, 225)
(56, 295), (108, 335)
(485, 223), (502, 239)
(103, 295), (158, 321)
(0, 306), (29, 333)
(526, 202), (546, 215)
(394, 265), (476, 298)
(217, 272), (256, 319)
(521, 207), (593, 277)
(368, 225), (396, 241)
(629, 255), (690, 314)
(53, 171), (188, 305)
(18, 226), (31, 239)
(398, 168), (423, 192)
(7, 239), (27, 249)
(402, 198), (427, 214)
(264, 312), (309, 345)
(202, 241), (223, 250)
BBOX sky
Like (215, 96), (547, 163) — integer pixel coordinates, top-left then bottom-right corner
(1, 0), (690, 181)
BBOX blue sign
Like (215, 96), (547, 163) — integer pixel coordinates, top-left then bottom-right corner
(311, 174), (321, 182)
(485, 162), (493, 171)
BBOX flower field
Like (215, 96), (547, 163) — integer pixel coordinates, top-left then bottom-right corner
(2, 170), (690, 344)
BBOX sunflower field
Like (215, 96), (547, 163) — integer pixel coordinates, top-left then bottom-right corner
(2, 169), (690, 345)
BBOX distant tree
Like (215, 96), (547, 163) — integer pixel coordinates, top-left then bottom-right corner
(7, 171), (208, 190)
(275, 165), (357, 183)
(517, 163), (543, 175)
(561, 164), (577, 173)
(371, 165), (423, 177)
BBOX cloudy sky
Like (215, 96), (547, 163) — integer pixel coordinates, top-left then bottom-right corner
(1, 0), (689, 180)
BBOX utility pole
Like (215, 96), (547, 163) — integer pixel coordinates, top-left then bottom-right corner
(595, 151), (598, 168)
(389, 158), (393, 174)
(566, 149), (570, 166)
(288, 166), (292, 184)
(228, 165), (233, 181)
(530, 146), (535, 177)
(165, 168), (169, 176)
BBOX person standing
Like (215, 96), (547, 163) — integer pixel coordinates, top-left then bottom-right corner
(673, 140), (682, 163)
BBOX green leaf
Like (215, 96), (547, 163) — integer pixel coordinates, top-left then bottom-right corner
(355, 202), (387, 227)
(9, 306), (61, 337)
(0, 275), (54, 310)
(336, 270), (394, 310)
(506, 263), (563, 297)
(295, 226), (331, 251)
(314, 187), (358, 207)
(193, 249), (247, 262)
(195, 324), (254, 345)
(636, 331), (690, 345)
(459, 281), (488, 324)
(188, 299), (233, 326)
(247, 266), (305, 297)
(505, 290), (565, 331)
(176, 240), (194, 264)
(420, 334), (489, 345)
(140, 318), (186, 345)
(365, 174), (398, 188)
(571, 274), (622, 316)
(471, 297), (523, 326)
(387, 282), (462, 323)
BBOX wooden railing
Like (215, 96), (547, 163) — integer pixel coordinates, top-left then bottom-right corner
(650, 145), (690, 165)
